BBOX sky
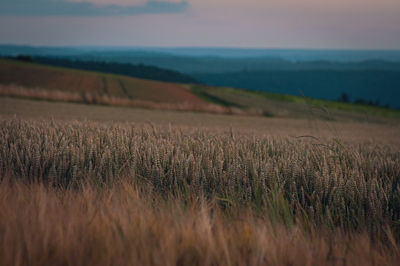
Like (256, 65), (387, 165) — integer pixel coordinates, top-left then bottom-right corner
(0, 0), (399, 49)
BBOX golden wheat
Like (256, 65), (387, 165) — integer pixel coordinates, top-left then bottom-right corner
(0, 117), (399, 265)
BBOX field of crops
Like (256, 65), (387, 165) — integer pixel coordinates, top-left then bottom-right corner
(0, 98), (400, 265)
(0, 59), (207, 105)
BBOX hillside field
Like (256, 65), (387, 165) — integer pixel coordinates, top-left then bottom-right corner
(1, 58), (399, 122)
(0, 59), (206, 105)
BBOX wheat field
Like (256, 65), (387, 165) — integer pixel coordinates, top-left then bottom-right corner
(0, 109), (399, 265)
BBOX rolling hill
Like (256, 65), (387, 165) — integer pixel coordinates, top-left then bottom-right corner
(0, 59), (204, 106)
(26, 56), (199, 84)
(0, 58), (399, 122)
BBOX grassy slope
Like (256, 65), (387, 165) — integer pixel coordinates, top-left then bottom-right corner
(191, 85), (400, 121)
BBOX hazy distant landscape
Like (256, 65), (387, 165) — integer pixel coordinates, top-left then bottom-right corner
(2, 45), (399, 109)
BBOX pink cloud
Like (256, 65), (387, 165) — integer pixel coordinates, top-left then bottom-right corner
(68, 0), (184, 6)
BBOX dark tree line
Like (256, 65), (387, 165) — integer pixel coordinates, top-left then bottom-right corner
(338, 92), (390, 108)
(12, 55), (199, 84)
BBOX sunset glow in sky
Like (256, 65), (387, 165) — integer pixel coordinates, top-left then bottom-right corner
(0, 0), (399, 49)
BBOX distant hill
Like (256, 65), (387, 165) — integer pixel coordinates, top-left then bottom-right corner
(40, 53), (400, 74)
(2, 45), (400, 74)
(10, 55), (199, 84)
(2, 45), (400, 61)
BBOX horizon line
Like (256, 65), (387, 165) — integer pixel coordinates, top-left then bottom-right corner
(1, 43), (400, 52)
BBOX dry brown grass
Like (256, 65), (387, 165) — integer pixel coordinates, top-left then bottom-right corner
(0, 179), (399, 266)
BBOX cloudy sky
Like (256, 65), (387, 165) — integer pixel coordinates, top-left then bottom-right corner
(0, 0), (399, 49)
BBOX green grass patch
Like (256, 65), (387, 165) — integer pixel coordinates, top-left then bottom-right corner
(300, 97), (400, 119)
(191, 85), (243, 108)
